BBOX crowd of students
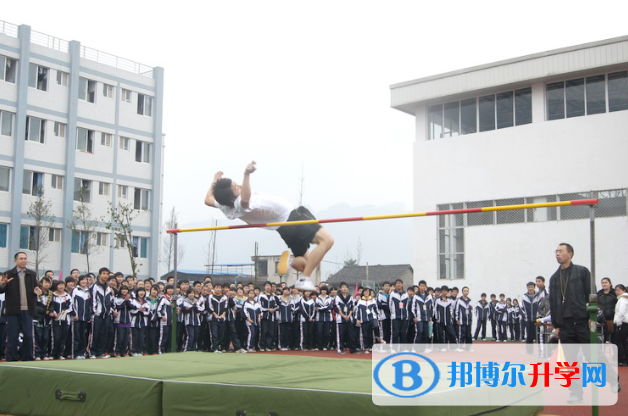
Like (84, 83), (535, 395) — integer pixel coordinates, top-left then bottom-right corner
(0, 267), (562, 360)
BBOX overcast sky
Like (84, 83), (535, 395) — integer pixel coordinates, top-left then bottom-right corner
(6, 1), (628, 275)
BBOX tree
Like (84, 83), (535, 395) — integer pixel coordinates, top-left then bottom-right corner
(67, 187), (101, 273)
(162, 207), (185, 272)
(342, 238), (364, 267)
(104, 202), (141, 277)
(26, 186), (55, 276)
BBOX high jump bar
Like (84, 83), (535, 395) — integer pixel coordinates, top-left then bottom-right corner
(167, 199), (599, 234)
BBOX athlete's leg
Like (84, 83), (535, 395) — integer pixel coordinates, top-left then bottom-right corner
(302, 228), (334, 277)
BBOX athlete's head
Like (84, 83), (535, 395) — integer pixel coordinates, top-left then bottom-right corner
(213, 178), (241, 208)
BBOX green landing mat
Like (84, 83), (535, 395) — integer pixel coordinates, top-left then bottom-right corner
(0, 353), (542, 416)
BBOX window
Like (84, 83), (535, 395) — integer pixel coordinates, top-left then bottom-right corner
(119, 136), (130, 150)
(460, 98), (477, 134)
(96, 232), (109, 247)
(28, 63), (49, 91)
(559, 192), (591, 220)
(134, 188), (151, 210)
(428, 105), (443, 140)
(496, 91), (514, 129)
(22, 171), (43, 196)
(20, 226), (37, 250)
(53, 121), (66, 138)
(71, 231), (89, 254)
(74, 178), (92, 202)
(0, 166), (10, 192)
(25, 116), (45, 143)
(56, 70), (68, 86)
(76, 127), (94, 153)
(121, 88), (131, 103)
(565, 78), (585, 118)
(98, 182), (111, 196)
(103, 83), (114, 98)
(49, 228), (61, 243)
(256, 260), (269, 277)
(78, 77), (96, 103)
(0, 110), (13, 136)
(437, 203), (464, 280)
(118, 185), (128, 199)
(101, 132), (113, 147)
(586, 75), (606, 115)
(546, 82), (565, 120)
(0, 55), (17, 83)
(466, 200), (494, 226)
(526, 195), (557, 222)
(478, 95), (495, 132)
(514, 88), (532, 125)
(608, 71), (628, 112)
(137, 94), (153, 116)
(51, 174), (64, 190)
(595, 190), (627, 218)
(132, 236), (149, 258)
(442, 102), (459, 137)
(135, 140), (151, 163)
(495, 198), (525, 224)
(0, 223), (7, 248)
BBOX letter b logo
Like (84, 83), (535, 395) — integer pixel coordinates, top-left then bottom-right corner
(392, 360), (423, 391)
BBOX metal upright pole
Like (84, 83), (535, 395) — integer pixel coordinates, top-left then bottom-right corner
(171, 233), (178, 353)
(587, 205), (598, 416)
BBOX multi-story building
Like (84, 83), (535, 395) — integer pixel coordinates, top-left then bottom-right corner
(0, 21), (164, 278)
(391, 36), (628, 299)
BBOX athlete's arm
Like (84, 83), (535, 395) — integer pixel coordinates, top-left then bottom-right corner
(240, 161), (256, 210)
(204, 171), (223, 207)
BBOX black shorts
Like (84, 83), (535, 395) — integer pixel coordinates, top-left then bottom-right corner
(276, 206), (321, 257)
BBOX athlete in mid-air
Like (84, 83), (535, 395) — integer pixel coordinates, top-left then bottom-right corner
(204, 161), (333, 291)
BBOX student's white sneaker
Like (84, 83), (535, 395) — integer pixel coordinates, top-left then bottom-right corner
(59, 356), (65, 360)
(279, 348), (288, 351)
(35, 357), (41, 361)
(89, 356), (96, 359)
(423, 349), (432, 354)
(277, 251), (290, 275)
(454, 348), (464, 352)
(295, 277), (316, 291)
(247, 349), (256, 353)
(75, 356), (85, 360)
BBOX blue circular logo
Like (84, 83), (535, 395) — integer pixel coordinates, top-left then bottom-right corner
(373, 352), (440, 398)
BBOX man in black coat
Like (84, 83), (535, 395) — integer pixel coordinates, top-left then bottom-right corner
(0, 252), (42, 361)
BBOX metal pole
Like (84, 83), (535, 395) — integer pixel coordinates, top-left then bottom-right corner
(587, 205), (598, 416)
(171, 233), (178, 353)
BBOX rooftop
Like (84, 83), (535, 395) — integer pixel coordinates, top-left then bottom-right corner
(326, 264), (413, 285)
(0, 19), (154, 77)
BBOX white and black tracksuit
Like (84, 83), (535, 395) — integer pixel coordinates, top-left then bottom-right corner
(390, 290), (409, 345)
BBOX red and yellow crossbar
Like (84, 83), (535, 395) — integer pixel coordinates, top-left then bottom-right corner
(167, 199), (598, 234)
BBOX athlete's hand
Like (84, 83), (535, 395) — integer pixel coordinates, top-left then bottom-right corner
(213, 171), (223, 183)
(244, 161), (256, 175)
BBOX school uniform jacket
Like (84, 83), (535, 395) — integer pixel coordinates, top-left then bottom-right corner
(278, 297), (294, 323)
(35, 290), (53, 326)
(72, 287), (92, 322)
(182, 298), (204, 326)
(157, 295), (174, 326)
(114, 296), (133, 325)
(494, 302), (508, 322)
(259, 293), (278, 321)
(413, 294), (433, 322)
(455, 298), (473, 326)
(389, 290), (409, 320)
(297, 298), (315, 322)
(474, 300), (490, 321)
(521, 293), (536, 322)
(92, 282), (115, 318)
(130, 298), (150, 329)
(355, 298), (377, 323)
(242, 299), (261, 326)
(334, 294), (355, 323)
(50, 292), (73, 325)
(377, 291), (390, 321)
(434, 298), (455, 325)
(208, 294), (228, 322)
(0, 293), (6, 324)
(315, 295), (333, 322)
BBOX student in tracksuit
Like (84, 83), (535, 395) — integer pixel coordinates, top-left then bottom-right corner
(335, 282), (357, 354)
(412, 280), (432, 351)
(91, 268), (115, 359)
(175, 280), (190, 352)
(234, 287), (248, 350)
(258, 282), (278, 352)
(243, 290), (261, 352)
(50, 281), (73, 360)
(146, 285), (161, 355)
(390, 279), (409, 346)
(406, 287), (416, 343)
(223, 289), (244, 352)
(495, 294), (508, 342)
(315, 286), (333, 351)
(377, 282), (392, 344)
(488, 294), (498, 340)
(510, 299), (521, 341)
(455, 287), (473, 351)
(114, 286), (133, 357)
(182, 288), (204, 352)
(297, 290), (316, 350)
(130, 287), (150, 356)
(434, 285), (458, 351)
(473, 293), (490, 341)
(278, 287), (294, 351)
(208, 284), (228, 353)
(290, 288), (302, 349)
(355, 288), (377, 353)
(34, 277), (53, 360)
(157, 285), (175, 354)
(198, 284), (213, 352)
(0, 292), (6, 361)
(521, 282), (537, 353)
(72, 275), (92, 359)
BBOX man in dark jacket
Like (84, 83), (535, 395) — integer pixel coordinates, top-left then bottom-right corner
(0, 252), (42, 361)
(549, 243), (619, 402)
